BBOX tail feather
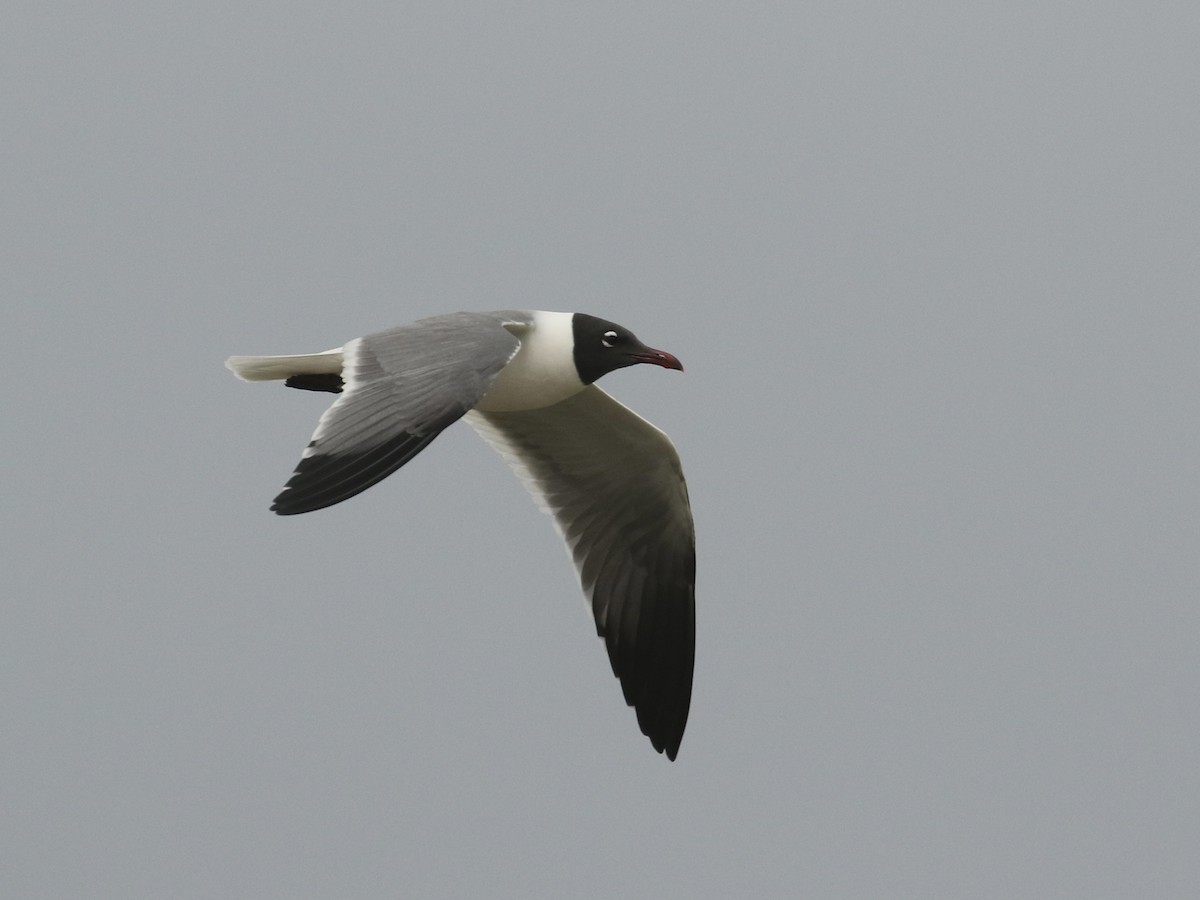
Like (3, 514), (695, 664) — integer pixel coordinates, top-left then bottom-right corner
(225, 349), (344, 382)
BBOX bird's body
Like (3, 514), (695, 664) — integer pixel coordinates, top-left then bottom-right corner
(227, 310), (695, 759)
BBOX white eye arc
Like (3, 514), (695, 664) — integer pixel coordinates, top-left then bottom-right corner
(602, 330), (619, 348)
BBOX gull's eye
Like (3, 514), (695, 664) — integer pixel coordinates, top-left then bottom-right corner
(602, 330), (619, 348)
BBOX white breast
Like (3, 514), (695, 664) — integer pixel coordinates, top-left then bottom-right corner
(474, 310), (585, 412)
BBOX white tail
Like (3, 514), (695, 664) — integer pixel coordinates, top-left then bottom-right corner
(225, 348), (344, 382)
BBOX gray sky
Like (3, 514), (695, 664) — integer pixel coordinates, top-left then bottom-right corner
(5, 3), (1198, 897)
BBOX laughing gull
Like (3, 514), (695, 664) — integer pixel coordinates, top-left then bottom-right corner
(226, 310), (695, 759)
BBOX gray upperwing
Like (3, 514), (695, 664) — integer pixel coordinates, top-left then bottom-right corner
(465, 385), (696, 759)
(273, 311), (530, 515)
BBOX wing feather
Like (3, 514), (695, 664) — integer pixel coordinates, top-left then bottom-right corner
(466, 386), (695, 759)
(272, 312), (528, 515)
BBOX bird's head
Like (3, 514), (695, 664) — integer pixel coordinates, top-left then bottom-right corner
(572, 314), (683, 385)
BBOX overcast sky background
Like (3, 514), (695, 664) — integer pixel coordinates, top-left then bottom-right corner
(4, 3), (1198, 898)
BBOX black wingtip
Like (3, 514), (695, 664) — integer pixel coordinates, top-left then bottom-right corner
(268, 429), (446, 516)
(644, 693), (691, 762)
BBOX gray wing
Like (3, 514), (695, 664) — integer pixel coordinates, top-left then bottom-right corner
(272, 311), (530, 515)
(466, 386), (695, 759)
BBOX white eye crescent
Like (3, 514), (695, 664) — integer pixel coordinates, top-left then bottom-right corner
(602, 330), (619, 348)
